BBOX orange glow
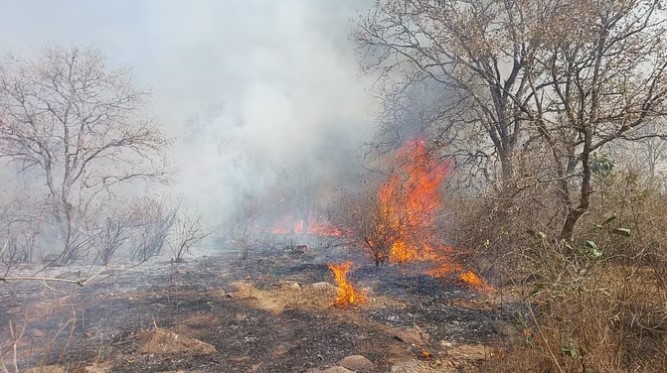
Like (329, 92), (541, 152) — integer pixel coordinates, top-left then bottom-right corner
(328, 261), (367, 308)
(458, 271), (493, 292)
(377, 138), (493, 292)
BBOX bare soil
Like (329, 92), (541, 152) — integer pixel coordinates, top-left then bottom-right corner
(0, 246), (508, 372)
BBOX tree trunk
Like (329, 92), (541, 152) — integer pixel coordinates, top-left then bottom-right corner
(559, 208), (584, 241)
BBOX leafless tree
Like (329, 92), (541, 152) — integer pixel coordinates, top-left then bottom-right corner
(521, 0), (667, 239)
(360, 0), (667, 240)
(224, 195), (265, 260)
(95, 216), (130, 266)
(328, 186), (399, 266)
(0, 199), (38, 276)
(356, 0), (551, 190)
(129, 198), (177, 262)
(0, 46), (169, 263)
(169, 207), (209, 263)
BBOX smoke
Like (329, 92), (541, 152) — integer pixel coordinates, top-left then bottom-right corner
(0, 0), (377, 226)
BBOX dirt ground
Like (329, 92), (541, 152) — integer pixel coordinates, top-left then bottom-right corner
(0, 245), (511, 372)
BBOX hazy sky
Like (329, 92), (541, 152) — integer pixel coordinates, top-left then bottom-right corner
(0, 1), (377, 222)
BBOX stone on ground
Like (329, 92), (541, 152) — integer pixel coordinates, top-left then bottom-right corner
(336, 355), (375, 372)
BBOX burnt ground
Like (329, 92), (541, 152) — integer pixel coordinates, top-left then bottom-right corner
(0, 245), (513, 372)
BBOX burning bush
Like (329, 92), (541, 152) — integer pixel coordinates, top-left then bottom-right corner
(328, 139), (491, 291)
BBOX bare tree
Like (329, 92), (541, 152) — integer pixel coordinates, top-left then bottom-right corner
(360, 0), (667, 240)
(356, 0), (551, 190)
(224, 194), (265, 260)
(129, 198), (177, 262)
(0, 46), (169, 263)
(328, 187), (396, 266)
(0, 198), (38, 275)
(169, 207), (209, 263)
(522, 0), (667, 239)
(95, 216), (130, 266)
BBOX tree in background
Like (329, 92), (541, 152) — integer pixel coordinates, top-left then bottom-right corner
(356, 0), (549, 191)
(0, 46), (169, 262)
(358, 0), (667, 240)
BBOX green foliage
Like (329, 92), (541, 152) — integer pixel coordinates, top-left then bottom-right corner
(590, 154), (614, 175)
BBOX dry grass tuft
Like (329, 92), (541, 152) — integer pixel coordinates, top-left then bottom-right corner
(136, 328), (216, 355)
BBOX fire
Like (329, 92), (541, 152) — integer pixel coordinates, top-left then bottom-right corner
(378, 138), (493, 292)
(327, 261), (366, 308)
(458, 271), (492, 292)
(378, 139), (449, 263)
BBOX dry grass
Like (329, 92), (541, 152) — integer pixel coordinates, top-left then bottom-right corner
(136, 328), (216, 355)
(229, 280), (404, 314)
(447, 170), (667, 372)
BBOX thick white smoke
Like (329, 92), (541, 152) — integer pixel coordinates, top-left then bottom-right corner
(0, 0), (377, 225)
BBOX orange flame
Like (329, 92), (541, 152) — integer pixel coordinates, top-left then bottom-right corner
(378, 139), (450, 263)
(378, 139), (492, 292)
(327, 261), (366, 308)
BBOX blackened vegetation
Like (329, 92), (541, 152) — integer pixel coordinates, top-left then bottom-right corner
(0, 247), (503, 372)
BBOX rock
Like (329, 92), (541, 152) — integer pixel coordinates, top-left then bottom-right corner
(394, 325), (430, 347)
(234, 313), (247, 322)
(336, 355), (375, 372)
(293, 244), (309, 254)
(311, 282), (337, 292)
(289, 282), (301, 290)
(23, 366), (66, 373)
(309, 367), (354, 373)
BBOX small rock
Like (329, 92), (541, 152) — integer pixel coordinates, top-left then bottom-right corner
(309, 367), (354, 373)
(337, 355), (375, 372)
(440, 340), (454, 348)
(293, 244), (309, 254)
(394, 325), (430, 347)
(289, 282), (301, 291)
(311, 282), (337, 292)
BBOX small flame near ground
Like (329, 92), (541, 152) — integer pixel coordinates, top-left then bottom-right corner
(327, 261), (367, 308)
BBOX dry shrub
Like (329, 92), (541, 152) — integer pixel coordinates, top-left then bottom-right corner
(450, 168), (667, 372)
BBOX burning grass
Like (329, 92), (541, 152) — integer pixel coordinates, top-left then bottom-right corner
(327, 261), (367, 308)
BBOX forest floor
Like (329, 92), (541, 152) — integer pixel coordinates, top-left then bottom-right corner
(0, 244), (517, 372)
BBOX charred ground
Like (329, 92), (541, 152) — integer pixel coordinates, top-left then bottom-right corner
(0, 246), (506, 372)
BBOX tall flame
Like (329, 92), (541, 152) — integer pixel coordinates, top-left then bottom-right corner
(328, 261), (366, 308)
(378, 138), (492, 292)
(378, 139), (450, 263)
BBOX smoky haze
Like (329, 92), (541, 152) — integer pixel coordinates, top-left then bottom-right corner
(0, 0), (377, 227)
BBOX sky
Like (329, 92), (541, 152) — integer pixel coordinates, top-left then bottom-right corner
(0, 1), (377, 223)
